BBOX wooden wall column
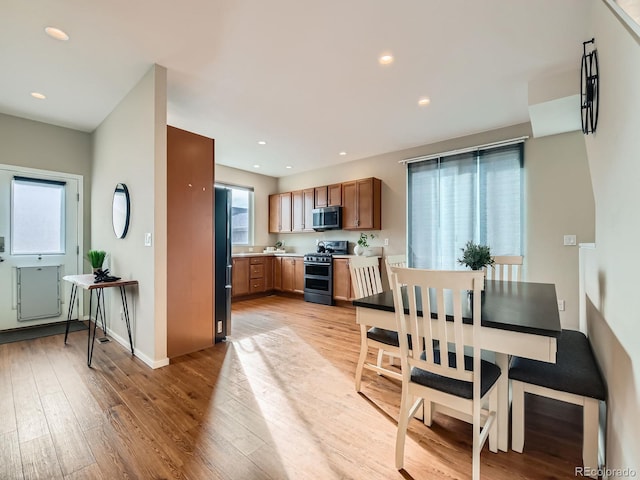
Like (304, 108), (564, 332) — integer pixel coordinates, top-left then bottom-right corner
(167, 126), (214, 358)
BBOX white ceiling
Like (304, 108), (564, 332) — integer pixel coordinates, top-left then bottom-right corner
(0, 0), (591, 177)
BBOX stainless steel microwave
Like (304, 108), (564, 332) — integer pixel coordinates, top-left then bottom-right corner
(312, 206), (342, 231)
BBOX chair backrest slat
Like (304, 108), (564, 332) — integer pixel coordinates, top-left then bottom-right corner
(389, 267), (484, 384)
(349, 256), (383, 299)
(487, 255), (523, 282)
(384, 254), (407, 286)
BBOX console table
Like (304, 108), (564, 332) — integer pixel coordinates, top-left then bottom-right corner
(62, 274), (138, 367)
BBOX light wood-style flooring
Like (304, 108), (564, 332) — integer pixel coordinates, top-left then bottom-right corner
(0, 295), (584, 479)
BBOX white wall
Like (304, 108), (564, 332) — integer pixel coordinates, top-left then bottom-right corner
(525, 131), (595, 328)
(0, 113), (92, 256)
(91, 65), (168, 368)
(582, 0), (640, 473)
(277, 124), (595, 326)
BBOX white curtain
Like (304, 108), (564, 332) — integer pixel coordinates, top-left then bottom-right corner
(408, 144), (522, 269)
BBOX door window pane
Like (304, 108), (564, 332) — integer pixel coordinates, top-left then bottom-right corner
(11, 178), (65, 254)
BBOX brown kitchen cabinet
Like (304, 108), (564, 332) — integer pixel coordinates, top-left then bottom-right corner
(264, 257), (275, 290)
(328, 183), (342, 206)
(342, 177), (381, 230)
(274, 257), (282, 291)
(292, 188), (315, 232)
(333, 257), (380, 301)
(249, 257), (266, 293)
(269, 192), (292, 233)
(315, 183), (342, 207)
(232, 258), (250, 297)
(280, 256), (304, 293)
(294, 257), (304, 292)
(314, 186), (328, 207)
(332, 258), (354, 301)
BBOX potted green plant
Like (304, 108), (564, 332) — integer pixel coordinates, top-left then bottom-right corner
(457, 241), (494, 271)
(354, 232), (376, 256)
(87, 250), (107, 272)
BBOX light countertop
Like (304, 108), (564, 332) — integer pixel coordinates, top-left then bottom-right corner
(232, 252), (303, 257)
(231, 252), (379, 259)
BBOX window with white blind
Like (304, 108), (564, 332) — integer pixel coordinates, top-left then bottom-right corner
(11, 177), (66, 255)
(407, 143), (523, 269)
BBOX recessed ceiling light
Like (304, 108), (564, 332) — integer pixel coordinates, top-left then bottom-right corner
(253, 164), (260, 168)
(339, 151), (347, 156)
(418, 97), (431, 106)
(285, 165), (292, 169)
(257, 140), (267, 145)
(30, 92), (46, 100)
(378, 54), (394, 65)
(44, 27), (69, 41)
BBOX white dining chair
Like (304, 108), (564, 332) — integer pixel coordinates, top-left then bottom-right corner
(389, 267), (500, 480)
(349, 256), (402, 390)
(487, 255), (523, 282)
(384, 254), (406, 289)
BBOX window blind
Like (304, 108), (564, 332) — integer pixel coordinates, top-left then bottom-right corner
(408, 143), (523, 269)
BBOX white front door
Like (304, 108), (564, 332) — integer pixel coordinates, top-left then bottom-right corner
(0, 165), (81, 330)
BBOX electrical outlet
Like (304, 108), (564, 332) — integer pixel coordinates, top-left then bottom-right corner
(563, 235), (576, 246)
(557, 300), (565, 311)
(217, 321), (223, 334)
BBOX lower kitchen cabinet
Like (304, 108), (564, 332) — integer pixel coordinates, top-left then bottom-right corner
(233, 255), (300, 298)
(280, 256), (304, 293)
(294, 257), (304, 293)
(264, 257), (275, 290)
(274, 257), (282, 291)
(232, 258), (250, 297)
(234, 254), (379, 302)
(332, 258), (354, 301)
(249, 257), (266, 293)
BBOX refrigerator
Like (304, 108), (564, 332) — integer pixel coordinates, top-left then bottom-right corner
(214, 186), (232, 342)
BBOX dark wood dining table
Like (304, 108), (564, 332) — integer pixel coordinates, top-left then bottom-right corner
(353, 279), (562, 452)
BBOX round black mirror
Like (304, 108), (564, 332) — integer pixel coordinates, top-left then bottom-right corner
(112, 183), (130, 239)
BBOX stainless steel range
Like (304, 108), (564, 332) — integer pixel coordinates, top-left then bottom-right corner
(303, 240), (348, 305)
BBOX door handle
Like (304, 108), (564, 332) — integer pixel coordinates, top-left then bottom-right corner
(226, 264), (233, 288)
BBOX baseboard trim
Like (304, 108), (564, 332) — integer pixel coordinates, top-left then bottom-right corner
(88, 317), (170, 370)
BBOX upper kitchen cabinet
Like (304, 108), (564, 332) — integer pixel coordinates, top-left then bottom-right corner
(269, 192), (292, 233)
(292, 188), (315, 232)
(328, 183), (342, 206)
(342, 177), (381, 230)
(314, 184), (342, 207)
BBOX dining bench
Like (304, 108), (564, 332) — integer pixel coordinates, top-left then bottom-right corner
(509, 329), (606, 478)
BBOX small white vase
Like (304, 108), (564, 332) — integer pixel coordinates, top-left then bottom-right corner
(354, 244), (364, 256)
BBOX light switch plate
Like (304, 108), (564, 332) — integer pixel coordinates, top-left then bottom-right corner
(144, 233), (152, 246)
